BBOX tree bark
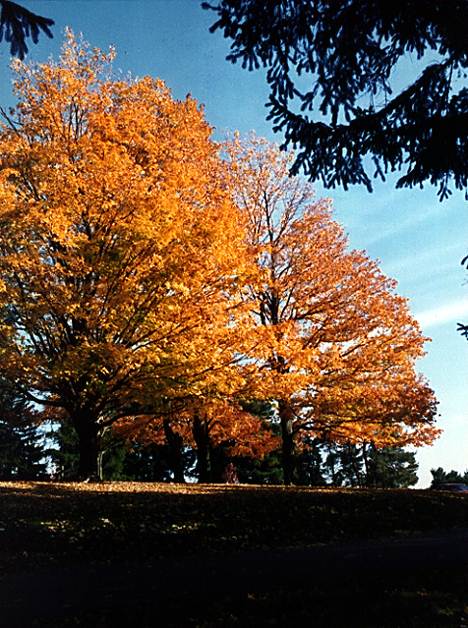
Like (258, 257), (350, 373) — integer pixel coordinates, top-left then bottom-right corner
(163, 418), (185, 483)
(211, 440), (234, 483)
(279, 400), (295, 485)
(192, 414), (211, 483)
(73, 414), (101, 481)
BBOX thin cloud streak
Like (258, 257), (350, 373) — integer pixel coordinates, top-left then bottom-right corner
(358, 202), (447, 248)
(381, 241), (465, 280)
(415, 298), (468, 329)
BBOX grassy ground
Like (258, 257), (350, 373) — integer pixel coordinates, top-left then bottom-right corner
(1, 481), (467, 626)
(1, 480), (467, 566)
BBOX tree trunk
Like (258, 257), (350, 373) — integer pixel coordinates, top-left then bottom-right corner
(211, 440), (233, 483)
(163, 418), (185, 483)
(192, 414), (211, 483)
(279, 400), (295, 485)
(73, 414), (101, 481)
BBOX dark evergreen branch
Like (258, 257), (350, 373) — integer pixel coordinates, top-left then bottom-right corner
(0, 1), (54, 59)
(205, 0), (468, 198)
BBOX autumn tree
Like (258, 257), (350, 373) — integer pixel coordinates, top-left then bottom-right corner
(117, 398), (278, 483)
(207, 0), (468, 350)
(115, 407), (190, 482)
(227, 135), (439, 484)
(191, 399), (279, 482)
(232, 399), (283, 484)
(0, 32), (252, 480)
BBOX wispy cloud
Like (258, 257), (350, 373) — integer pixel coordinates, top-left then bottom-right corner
(357, 199), (449, 248)
(415, 298), (468, 329)
(382, 241), (465, 280)
(336, 186), (465, 250)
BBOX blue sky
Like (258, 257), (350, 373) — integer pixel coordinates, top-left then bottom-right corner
(5, 1), (467, 486)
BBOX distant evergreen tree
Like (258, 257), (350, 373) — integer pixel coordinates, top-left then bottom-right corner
(0, 377), (46, 480)
(49, 419), (79, 480)
(234, 448), (283, 485)
(338, 444), (365, 487)
(363, 445), (418, 488)
(305, 440), (419, 488)
(122, 442), (193, 482)
(50, 418), (183, 482)
(296, 437), (326, 486)
(430, 467), (468, 486)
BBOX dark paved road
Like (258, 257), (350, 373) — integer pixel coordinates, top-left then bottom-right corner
(2, 528), (468, 626)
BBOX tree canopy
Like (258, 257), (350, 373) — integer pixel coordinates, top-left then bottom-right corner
(0, 31), (252, 479)
(105, 135), (440, 485)
(0, 30), (442, 483)
(204, 0), (468, 200)
(226, 135), (439, 483)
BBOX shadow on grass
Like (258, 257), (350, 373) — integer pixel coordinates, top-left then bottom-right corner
(37, 578), (468, 628)
(1, 482), (467, 627)
(1, 481), (467, 569)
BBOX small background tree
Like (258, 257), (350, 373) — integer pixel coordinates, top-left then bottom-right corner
(430, 467), (468, 486)
(0, 375), (46, 480)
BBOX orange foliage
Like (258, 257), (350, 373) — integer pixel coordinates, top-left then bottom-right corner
(116, 398), (278, 460)
(0, 33), (252, 475)
(0, 32), (439, 480)
(227, 134), (439, 457)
